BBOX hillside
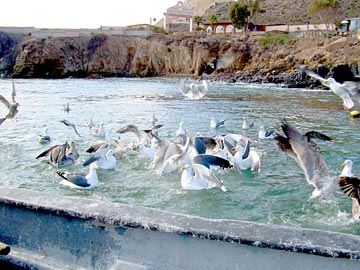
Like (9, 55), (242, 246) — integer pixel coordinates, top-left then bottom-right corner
(184, 0), (360, 24)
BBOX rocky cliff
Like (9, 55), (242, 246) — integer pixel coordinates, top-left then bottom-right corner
(4, 32), (357, 87)
(0, 29), (357, 89)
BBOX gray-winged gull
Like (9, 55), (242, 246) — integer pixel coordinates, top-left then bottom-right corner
(242, 116), (254, 130)
(181, 162), (228, 192)
(38, 127), (51, 144)
(258, 126), (275, 139)
(36, 141), (77, 168)
(56, 163), (100, 189)
(233, 140), (261, 172)
(60, 119), (81, 137)
(210, 117), (226, 129)
(275, 119), (337, 198)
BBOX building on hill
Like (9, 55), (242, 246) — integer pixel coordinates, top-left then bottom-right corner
(163, 1), (193, 32)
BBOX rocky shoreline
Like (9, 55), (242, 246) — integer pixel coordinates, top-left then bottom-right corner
(0, 32), (359, 89)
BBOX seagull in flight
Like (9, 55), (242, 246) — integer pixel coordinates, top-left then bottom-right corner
(301, 65), (360, 110)
(275, 119), (336, 198)
(0, 80), (19, 125)
(60, 119), (81, 137)
(179, 79), (208, 100)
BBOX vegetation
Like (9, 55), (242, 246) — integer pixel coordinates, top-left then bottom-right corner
(207, 14), (218, 32)
(229, 2), (250, 32)
(309, 0), (340, 28)
(260, 33), (295, 48)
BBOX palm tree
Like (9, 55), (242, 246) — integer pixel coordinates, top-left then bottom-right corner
(208, 14), (218, 34)
(193, 15), (204, 31)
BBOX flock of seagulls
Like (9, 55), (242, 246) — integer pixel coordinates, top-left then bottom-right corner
(2, 75), (360, 220)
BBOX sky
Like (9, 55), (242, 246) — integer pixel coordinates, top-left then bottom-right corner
(0, 0), (181, 29)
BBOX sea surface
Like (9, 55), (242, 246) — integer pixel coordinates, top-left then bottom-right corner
(0, 77), (359, 235)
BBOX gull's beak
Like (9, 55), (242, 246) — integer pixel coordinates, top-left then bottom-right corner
(341, 161), (346, 167)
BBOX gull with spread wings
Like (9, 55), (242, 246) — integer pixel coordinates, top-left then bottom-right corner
(300, 65), (360, 110)
(0, 80), (19, 125)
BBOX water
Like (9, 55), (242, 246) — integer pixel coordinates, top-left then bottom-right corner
(1, 78), (360, 235)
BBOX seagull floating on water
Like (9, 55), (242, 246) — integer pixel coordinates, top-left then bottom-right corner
(210, 117), (226, 129)
(181, 162), (228, 192)
(91, 122), (105, 138)
(38, 127), (51, 144)
(242, 116), (254, 130)
(36, 141), (78, 168)
(57, 163), (100, 189)
(258, 126), (275, 139)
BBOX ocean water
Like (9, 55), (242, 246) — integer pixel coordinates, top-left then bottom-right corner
(0, 77), (359, 235)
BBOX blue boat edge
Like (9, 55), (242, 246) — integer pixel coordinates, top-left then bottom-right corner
(0, 187), (359, 270)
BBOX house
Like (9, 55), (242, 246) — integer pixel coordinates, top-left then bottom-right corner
(163, 1), (193, 32)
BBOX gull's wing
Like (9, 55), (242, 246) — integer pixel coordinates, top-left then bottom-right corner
(60, 119), (81, 137)
(179, 79), (191, 96)
(301, 66), (329, 87)
(117, 124), (142, 143)
(11, 80), (16, 103)
(342, 81), (360, 103)
(0, 95), (10, 109)
(192, 163), (227, 192)
(339, 176), (360, 201)
(199, 80), (208, 98)
(56, 171), (90, 187)
(36, 144), (61, 159)
(193, 154), (232, 170)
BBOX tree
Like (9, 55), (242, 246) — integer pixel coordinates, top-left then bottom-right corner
(208, 14), (218, 34)
(230, 0), (264, 35)
(229, 2), (250, 34)
(193, 15), (204, 30)
(309, 0), (339, 30)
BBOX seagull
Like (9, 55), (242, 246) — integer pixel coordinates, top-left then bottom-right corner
(339, 159), (360, 219)
(181, 163), (228, 192)
(56, 163), (100, 189)
(83, 143), (110, 167)
(83, 148), (117, 170)
(36, 141), (76, 168)
(258, 126), (275, 139)
(150, 113), (158, 127)
(233, 140), (261, 172)
(38, 127), (51, 144)
(85, 116), (95, 129)
(176, 121), (186, 137)
(63, 102), (70, 112)
(91, 122), (105, 138)
(301, 65), (360, 110)
(0, 80), (19, 125)
(179, 79), (208, 100)
(274, 119), (336, 198)
(210, 117), (226, 129)
(60, 119), (81, 137)
(242, 116), (254, 130)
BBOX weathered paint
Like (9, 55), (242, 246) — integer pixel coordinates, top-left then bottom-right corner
(0, 187), (359, 270)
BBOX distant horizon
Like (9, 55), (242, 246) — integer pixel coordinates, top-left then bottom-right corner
(0, 0), (180, 29)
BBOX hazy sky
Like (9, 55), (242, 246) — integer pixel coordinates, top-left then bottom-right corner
(0, 0), (181, 28)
